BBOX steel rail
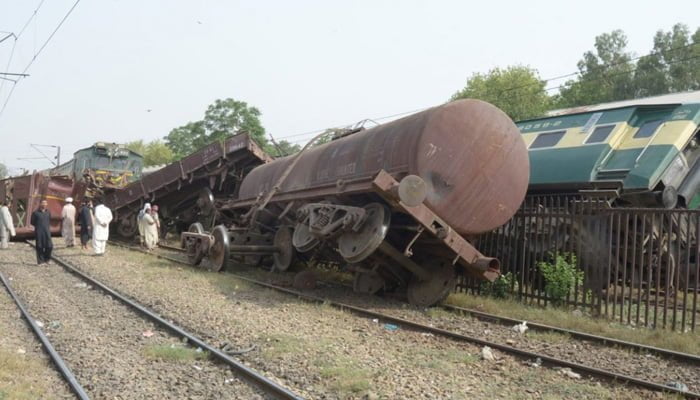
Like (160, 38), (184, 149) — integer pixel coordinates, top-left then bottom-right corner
(155, 240), (700, 364)
(114, 241), (700, 398)
(32, 243), (304, 400)
(0, 270), (91, 400)
(440, 303), (700, 365)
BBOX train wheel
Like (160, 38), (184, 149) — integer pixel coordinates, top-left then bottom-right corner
(353, 270), (385, 295)
(116, 215), (139, 238)
(338, 203), (390, 264)
(208, 225), (230, 272)
(406, 265), (455, 307)
(273, 226), (296, 271)
(186, 223), (206, 266)
(292, 222), (319, 253)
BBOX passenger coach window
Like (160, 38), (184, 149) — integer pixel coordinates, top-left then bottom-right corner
(585, 125), (615, 144)
(530, 130), (565, 149)
(634, 120), (664, 138)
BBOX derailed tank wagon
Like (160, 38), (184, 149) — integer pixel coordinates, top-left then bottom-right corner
(182, 99), (530, 306)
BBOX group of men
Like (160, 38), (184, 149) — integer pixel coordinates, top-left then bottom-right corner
(0, 197), (114, 265)
(137, 203), (161, 251)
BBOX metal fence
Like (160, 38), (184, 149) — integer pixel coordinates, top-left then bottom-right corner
(459, 195), (700, 332)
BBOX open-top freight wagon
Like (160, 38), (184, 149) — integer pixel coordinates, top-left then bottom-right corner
(105, 134), (272, 238)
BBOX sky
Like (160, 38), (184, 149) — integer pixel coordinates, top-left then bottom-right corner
(0, 0), (699, 174)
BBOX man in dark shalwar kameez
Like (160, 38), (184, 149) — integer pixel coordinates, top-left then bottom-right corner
(31, 199), (53, 265)
(78, 199), (93, 250)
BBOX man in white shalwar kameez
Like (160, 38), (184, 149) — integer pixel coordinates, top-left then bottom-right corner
(143, 210), (158, 250)
(61, 197), (76, 247)
(137, 203), (151, 247)
(93, 202), (113, 255)
(0, 199), (16, 249)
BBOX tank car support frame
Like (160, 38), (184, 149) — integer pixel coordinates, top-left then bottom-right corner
(371, 170), (500, 282)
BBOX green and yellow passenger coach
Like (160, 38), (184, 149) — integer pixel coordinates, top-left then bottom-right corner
(517, 91), (700, 208)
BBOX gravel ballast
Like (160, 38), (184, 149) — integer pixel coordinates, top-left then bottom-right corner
(55, 243), (668, 399)
(0, 245), (73, 399)
(1, 245), (269, 400)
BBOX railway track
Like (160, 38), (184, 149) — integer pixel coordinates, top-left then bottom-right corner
(0, 270), (90, 400)
(115, 240), (700, 398)
(15, 242), (304, 400)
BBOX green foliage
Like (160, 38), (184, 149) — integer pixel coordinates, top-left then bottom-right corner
(480, 272), (515, 298)
(125, 140), (174, 167)
(451, 65), (550, 121)
(0, 162), (7, 179)
(538, 253), (583, 304)
(554, 24), (700, 108)
(265, 139), (301, 158)
(164, 98), (267, 159)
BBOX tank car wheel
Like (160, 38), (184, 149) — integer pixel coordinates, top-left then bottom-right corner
(208, 225), (230, 272)
(292, 222), (319, 253)
(406, 265), (456, 307)
(353, 270), (385, 295)
(185, 223), (206, 266)
(189, 222), (204, 234)
(338, 203), (391, 264)
(273, 226), (296, 272)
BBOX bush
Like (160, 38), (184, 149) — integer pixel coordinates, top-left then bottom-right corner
(538, 253), (583, 304)
(480, 272), (515, 299)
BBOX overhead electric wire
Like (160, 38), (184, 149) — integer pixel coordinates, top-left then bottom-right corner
(275, 42), (700, 145)
(0, 0), (80, 119)
(0, 0), (45, 96)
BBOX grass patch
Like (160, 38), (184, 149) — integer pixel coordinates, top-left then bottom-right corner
(260, 334), (309, 359)
(144, 344), (208, 362)
(425, 307), (453, 319)
(317, 358), (371, 395)
(0, 349), (53, 399)
(446, 292), (700, 355)
(404, 347), (478, 372)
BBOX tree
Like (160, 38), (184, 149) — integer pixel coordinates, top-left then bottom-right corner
(265, 140), (301, 158)
(165, 99), (267, 159)
(0, 162), (7, 179)
(554, 30), (636, 108)
(126, 140), (174, 167)
(450, 65), (550, 121)
(647, 24), (700, 92)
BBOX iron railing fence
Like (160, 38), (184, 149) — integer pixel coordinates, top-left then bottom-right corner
(460, 195), (700, 332)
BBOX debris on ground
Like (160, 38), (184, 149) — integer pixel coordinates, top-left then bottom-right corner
(142, 329), (154, 338)
(383, 323), (399, 331)
(559, 368), (581, 379)
(512, 321), (528, 334)
(73, 282), (89, 289)
(16, 348), (26, 354)
(525, 357), (542, 368)
(666, 382), (688, 392)
(481, 346), (495, 361)
(35, 320), (44, 328)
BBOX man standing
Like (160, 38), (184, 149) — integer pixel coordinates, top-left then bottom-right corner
(31, 199), (53, 264)
(93, 201), (113, 256)
(78, 199), (93, 250)
(0, 199), (16, 249)
(61, 197), (76, 247)
(151, 205), (161, 244)
(137, 203), (151, 248)
(142, 210), (157, 250)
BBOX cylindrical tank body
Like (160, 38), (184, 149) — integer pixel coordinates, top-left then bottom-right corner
(238, 99), (529, 235)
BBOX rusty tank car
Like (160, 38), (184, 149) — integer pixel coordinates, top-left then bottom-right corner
(182, 99), (529, 306)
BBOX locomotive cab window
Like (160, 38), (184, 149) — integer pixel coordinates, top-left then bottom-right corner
(585, 125), (615, 144)
(530, 130), (565, 149)
(634, 120), (664, 139)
